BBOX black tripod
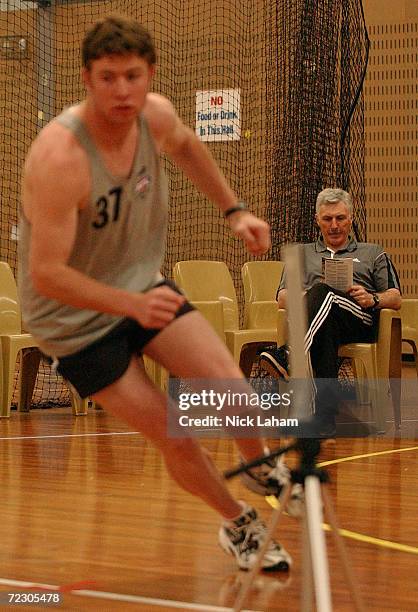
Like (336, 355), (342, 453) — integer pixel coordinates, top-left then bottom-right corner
(224, 437), (366, 612)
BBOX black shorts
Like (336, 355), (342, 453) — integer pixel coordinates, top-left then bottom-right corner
(53, 280), (194, 398)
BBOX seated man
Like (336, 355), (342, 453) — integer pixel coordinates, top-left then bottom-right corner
(259, 187), (401, 437)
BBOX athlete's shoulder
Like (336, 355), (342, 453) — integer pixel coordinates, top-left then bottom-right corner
(142, 92), (177, 136)
(143, 93), (192, 155)
(23, 108), (90, 212)
(143, 92), (175, 116)
(25, 110), (87, 177)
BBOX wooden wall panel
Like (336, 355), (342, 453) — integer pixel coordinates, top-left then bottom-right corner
(363, 1), (418, 297)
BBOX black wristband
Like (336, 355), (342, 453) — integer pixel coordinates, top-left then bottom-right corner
(224, 202), (247, 218)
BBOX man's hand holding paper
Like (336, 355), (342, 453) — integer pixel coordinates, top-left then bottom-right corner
(348, 284), (375, 309)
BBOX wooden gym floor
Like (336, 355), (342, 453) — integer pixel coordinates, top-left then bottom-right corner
(0, 364), (417, 611)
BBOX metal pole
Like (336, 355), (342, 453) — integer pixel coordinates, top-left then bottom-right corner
(35, 0), (55, 131)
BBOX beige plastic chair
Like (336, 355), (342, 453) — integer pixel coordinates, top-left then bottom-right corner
(173, 260), (279, 375)
(276, 303), (402, 431)
(0, 262), (89, 417)
(400, 299), (418, 377)
(338, 308), (402, 431)
(241, 261), (284, 329)
(191, 300), (226, 341)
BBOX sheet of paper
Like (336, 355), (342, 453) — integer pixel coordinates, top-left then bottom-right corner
(322, 257), (353, 292)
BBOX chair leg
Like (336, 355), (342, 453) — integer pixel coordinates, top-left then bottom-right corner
(356, 352), (387, 433)
(1, 343), (19, 418)
(143, 355), (168, 391)
(351, 359), (370, 405)
(158, 366), (169, 392)
(389, 378), (401, 431)
(413, 345), (418, 379)
(374, 382), (390, 434)
(0, 347), (6, 418)
(388, 319), (402, 430)
(70, 390), (89, 416)
(18, 348), (41, 412)
(143, 355), (156, 382)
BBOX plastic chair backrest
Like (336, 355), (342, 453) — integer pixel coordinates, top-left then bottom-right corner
(0, 262), (22, 335)
(242, 261), (284, 328)
(242, 261), (284, 304)
(400, 299), (418, 338)
(173, 260), (239, 331)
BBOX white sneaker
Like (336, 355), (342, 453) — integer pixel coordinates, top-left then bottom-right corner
(219, 504), (292, 571)
(240, 458), (305, 518)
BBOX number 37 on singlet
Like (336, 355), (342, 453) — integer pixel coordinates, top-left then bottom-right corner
(92, 186), (123, 229)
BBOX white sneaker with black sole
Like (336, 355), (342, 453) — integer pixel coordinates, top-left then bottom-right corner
(219, 504), (292, 571)
(240, 457), (305, 518)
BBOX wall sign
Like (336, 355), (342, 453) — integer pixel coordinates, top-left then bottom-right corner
(195, 89), (240, 142)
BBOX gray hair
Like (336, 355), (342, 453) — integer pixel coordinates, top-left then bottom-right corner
(316, 188), (352, 216)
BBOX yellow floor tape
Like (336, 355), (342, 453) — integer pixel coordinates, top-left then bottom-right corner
(318, 445), (418, 468)
(266, 444), (418, 556)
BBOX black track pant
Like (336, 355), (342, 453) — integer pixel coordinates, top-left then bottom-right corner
(304, 283), (378, 419)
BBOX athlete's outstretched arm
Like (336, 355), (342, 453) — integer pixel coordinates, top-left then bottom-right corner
(144, 93), (271, 256)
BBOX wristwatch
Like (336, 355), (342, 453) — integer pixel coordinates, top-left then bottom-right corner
(372, 293), (380, 309)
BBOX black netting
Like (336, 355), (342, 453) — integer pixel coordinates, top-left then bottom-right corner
(266, 0), (369, 255)
(0, 0), (368, 406)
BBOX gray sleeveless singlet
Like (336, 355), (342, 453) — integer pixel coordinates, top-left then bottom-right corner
(18, 107), (168, 357)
